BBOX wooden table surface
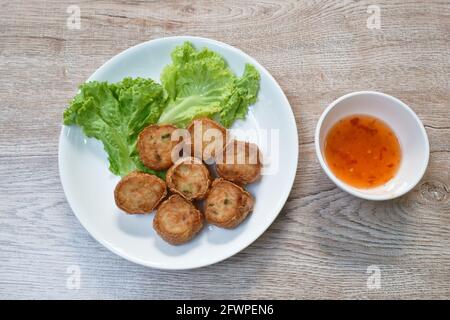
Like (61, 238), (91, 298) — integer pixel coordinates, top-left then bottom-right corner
(1, 0), (449, 299)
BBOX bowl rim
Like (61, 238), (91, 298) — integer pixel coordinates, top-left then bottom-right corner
(314, 90), (429, 201)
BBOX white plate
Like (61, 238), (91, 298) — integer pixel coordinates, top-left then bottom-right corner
(59, 36), (298, 269)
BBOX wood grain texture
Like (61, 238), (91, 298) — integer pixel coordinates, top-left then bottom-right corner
(0, 0), (449, 299)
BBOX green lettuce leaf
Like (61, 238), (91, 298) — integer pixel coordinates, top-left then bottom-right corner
(63, 42), (260, 178)
(63, 78), (167, 177)
(157, 42), (260, 128)
(220, 64), (260, 127)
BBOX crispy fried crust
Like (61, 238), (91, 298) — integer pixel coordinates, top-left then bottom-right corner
(187, 117), (228, 162)
(137, 124), (178, 170)
(114, 171), (167, 214)
(166, 157), (211, 200)
(204, 178), (254, 229)
(216, 140), (262, 185)
(153, 194), (204, 245)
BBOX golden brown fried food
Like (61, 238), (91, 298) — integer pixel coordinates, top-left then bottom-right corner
(153, 194), (204, 245)
(187, 117), (228, 162)
(114, 171), (167, 214)
(204, 179), (254, 229)
(166, 157), (211, 200)
(137, 124), (177, 170)
(216, 140), (262, 185)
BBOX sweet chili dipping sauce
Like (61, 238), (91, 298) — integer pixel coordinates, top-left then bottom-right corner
(324, 115), (401, 188)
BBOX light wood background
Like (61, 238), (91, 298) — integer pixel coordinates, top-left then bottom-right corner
(0, 0), (449, 299)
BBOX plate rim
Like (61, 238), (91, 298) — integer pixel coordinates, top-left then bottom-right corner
(58, 35), (299, 270)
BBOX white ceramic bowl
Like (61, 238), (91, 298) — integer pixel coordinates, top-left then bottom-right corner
(315, 91), (429, 201)
(59, 36), (298, 269)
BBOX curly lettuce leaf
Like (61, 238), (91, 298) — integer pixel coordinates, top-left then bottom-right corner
(220, 64), (260, 127)
(157, 42), (260, 128)
(63, 78), (167, 177)
(63, 42), (261, 178)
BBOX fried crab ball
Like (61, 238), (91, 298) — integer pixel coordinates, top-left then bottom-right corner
(114, 171), (167, 214)
(216, 140), (262, 185)
(137, 124), (178, 170)
(187, 117), (228, 162)
(204, 179), (254, 229)
(153, 194), (204, 245)
(166, 157), (211, 201)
